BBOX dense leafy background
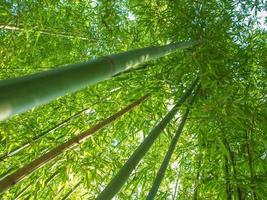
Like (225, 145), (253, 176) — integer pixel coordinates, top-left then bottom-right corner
(0, 0), (266, 199)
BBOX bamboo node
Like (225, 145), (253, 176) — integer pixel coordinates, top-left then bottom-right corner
(0, 103), (12, 121)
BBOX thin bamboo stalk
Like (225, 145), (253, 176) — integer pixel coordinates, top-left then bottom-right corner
(246, 130), (257, 200)
(224, 155), (232, 200)
(0, 94), (149, 193)
(193, 157), (202, 200)
(172, 167), (182, 200)
(0, 40), (201, 121)
(0, 107), (90, 162)
(61, 181), (81, 200)
(222, 134), (242, 200)
(96, 77), (199, 200)
(0, 24), (91, 41)
(146, 85), (199, 200)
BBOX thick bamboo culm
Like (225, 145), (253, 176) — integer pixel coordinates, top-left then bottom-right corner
(0, 94), (149, 194)
(0, 40), (201, 121)
(146, 85), (200, 200)
(96, 77), (199, 200)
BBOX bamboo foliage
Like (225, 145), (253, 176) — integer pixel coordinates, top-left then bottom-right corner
(146, 85), (200, 200)
(96, 77), (198, 200)
(0, 94), (149, 193)
(0, 40), (201, 121)
(0, 0), (266, 199)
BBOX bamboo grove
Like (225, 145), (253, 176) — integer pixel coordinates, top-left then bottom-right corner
(0, 0), (266, 199)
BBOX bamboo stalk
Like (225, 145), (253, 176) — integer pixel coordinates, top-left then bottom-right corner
(146, 85), (199, 200)
(193, 157), (202, 200)
(61, 181), (81, 200)
(224, 155), (232, 200)
(0, 94), (149, 193)
(96, 77), (199, 200)
(172, 168), (181, 200)
(223, 135), (242, 200)
(0, 24), (91, 41)
(0, 40), (202, 121)
(246, 130), (257, 200)
(0, 107), (90, 162)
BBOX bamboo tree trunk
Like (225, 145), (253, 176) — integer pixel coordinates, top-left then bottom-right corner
(61, 181), (81, 200)
(0, 94), (149, 193)
(96, 77), (199, 200)
(246, 131), (257, 200)
(193, 155), (202, 200)
(13, 182), (31, 200)
(172, 169), (181, 200)
(0, 24), (91, 41)
(224, 155), (232, 200)
(146, 85), (199, 200)
(224, 138), (242, 200)
(0, 40), (201, 121)
(0, 107), (90, 162)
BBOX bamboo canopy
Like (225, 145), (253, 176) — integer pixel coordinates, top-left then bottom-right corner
(0, 94), (149, 193)
(0, 40), (201, 121)
(96, 77), (199, 200)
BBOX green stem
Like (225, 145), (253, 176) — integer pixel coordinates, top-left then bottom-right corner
(193, 157), (201, 200)
(146, 85), (199, 200)
(224, 155), (232, 200)
(0, 24), (92, 41)
(224, 139), (242, 200)
(0, 107), (90, 162)
(246, 130), (257, 200)
(61, 181), (81, 200)
(0, 94), (149, 194)
(96, 77), (199, 200)
(0, 40), (201, 121)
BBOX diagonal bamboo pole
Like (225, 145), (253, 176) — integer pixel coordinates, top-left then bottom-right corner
(96, 77), (199, 200)
(0, 24), (91, 41)
(0, 94), (149, 193)
(0, 40), (202, 121)
(146, 85), (200, 200)
(0, 107), (90, 162)
(61, 181), (82, 200)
